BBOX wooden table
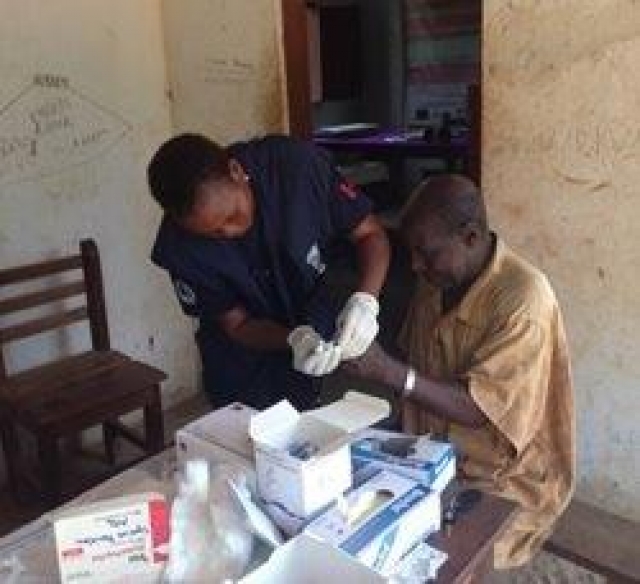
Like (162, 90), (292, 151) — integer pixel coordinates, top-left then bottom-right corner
(432, 488), (516, 583)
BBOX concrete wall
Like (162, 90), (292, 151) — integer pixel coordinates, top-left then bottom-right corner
(0, 0), (289, 487)
(484, 0), (640, 518)
(160, 0), (286, 142)
(0, 0), (199, 485)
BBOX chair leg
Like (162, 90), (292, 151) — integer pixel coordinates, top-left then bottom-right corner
(1, 421), (22, 500)
(143, 385), (164, 455)
(38, 435), (61, 508)
(103, 421), (117, 465)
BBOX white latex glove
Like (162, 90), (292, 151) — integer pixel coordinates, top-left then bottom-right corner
(334, 292), (380, 359)
(288, 325), (342, 376)
(303, 340), (342, 376)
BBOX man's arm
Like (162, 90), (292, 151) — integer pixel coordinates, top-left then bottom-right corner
(344, 342), (487, 428)
(350, 215), (390, 297)
(218, 306), (290, 351)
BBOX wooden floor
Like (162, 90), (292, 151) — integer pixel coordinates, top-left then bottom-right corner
(0, 391), (211, 537)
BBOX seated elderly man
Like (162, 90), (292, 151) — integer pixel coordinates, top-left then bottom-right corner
(345, 174), (575, 570)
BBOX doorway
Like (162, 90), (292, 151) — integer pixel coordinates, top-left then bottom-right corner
(281, 0), (481, 190)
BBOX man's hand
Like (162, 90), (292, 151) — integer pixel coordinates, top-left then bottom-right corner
(334, 292), (379, 359)
(341, 340), (393, 384)
(288, 325), (342, 376)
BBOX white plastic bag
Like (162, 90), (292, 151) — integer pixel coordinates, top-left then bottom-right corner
(0, 556), (25, 584)
(163, 460), (254, 583)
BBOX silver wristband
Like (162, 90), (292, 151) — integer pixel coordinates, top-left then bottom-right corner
(403, 366), (417, 398)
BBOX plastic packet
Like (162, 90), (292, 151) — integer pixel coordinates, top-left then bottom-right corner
(389, 540), (448, 583)
(162, 460), (254, 583)
(0, 556), (25, 584)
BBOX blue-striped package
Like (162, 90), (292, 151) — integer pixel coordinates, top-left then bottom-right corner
(350, 429), (456, 492)
(304, 470), (441, 575)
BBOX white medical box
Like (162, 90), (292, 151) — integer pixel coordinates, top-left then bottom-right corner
(249, 392), (390, 518)
(176, 402), (256, 475)
(53, 492), (169, 584)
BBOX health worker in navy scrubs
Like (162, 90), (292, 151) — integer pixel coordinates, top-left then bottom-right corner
(147, 134), (390, 410)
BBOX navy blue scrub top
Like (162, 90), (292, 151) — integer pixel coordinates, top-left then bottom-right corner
(151, 135), (372, 410)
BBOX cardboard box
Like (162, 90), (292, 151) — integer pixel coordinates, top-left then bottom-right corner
(304, 470), (441, 576)
(350, 429), (456, 492)
(176, 402), (256, 476)
(249, 392), (390, 518)
(238, 534), (386, 583)
(53, 492), (169, 584)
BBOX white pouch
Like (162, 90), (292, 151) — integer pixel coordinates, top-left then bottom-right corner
(163, 460), (254, 583)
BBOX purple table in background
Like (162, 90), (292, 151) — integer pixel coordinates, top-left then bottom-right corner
(314, 128), (470, 201)
(314, 128), (468, 159)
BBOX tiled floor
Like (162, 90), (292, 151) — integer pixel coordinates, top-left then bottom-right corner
(0, 392), (211, 537)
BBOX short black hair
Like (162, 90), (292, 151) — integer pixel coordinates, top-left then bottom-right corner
(401, 174), (488, 235)
(147, 133), (230, 217)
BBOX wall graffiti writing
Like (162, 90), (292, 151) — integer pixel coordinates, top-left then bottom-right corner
(0, 74), (131, 184)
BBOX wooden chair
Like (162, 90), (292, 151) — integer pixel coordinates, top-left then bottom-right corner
(0, 239), (166, 507)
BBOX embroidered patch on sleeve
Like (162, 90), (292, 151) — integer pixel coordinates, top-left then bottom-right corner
(173, 279), (196, 306)
(338, 179), (359, 200)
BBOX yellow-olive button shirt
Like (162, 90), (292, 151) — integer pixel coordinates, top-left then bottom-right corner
(399, 237), (575, 569)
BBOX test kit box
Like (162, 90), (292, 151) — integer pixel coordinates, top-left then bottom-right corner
(304, 470), (441, 575)
(249, 392), (390, 518)
(53, 492), (169, 584)
(176, 402), (256, 475)
(350, 429), (456, 492)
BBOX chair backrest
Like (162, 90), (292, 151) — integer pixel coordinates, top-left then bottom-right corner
(0, 239), (110, 378)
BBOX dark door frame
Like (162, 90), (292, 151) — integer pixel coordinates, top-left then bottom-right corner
(280, 0), (481, 184)
(281, 0), (312, 139)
